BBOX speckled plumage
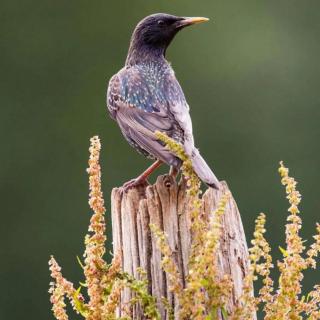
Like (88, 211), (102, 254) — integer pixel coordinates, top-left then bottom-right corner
(108, 61), (186, 164)
(106, 13), (220, 188)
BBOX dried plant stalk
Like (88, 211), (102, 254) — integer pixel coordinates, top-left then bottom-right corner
(48, 136), (320, 320)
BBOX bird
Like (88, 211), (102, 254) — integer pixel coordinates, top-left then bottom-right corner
(107, 13), (220, 190)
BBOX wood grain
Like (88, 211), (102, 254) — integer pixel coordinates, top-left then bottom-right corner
(111, 176), (255, 319)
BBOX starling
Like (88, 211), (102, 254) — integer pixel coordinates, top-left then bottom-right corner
(107, 13), (220, 190)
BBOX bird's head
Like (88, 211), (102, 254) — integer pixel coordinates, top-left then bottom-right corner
(126, 13), (209, 65)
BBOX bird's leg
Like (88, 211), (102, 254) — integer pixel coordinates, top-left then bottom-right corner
(162, 166), (179, 189)
(122, 160), (163, 192)
(169, 166), (179, 178)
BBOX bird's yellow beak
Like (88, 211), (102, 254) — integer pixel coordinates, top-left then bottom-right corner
(184, 17), (209, 25)
(178, 17), (209, 27)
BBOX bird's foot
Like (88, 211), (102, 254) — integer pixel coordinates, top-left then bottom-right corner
(121, 178), (149, 193)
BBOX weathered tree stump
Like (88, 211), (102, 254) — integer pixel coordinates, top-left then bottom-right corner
(111, 175), (255, 319)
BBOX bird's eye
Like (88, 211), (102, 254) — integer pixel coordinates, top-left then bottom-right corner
(157, 20), (165, 26)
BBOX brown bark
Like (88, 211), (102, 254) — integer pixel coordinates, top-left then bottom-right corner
(111, 175), (255, 319)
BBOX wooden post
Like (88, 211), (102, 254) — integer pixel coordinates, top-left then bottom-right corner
(111, 175), (255, 319)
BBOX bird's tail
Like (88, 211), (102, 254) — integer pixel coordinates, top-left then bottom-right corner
(190, 148), (220, 189)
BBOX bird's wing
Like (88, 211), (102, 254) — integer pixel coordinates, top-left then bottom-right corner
(116, 103), (182, 166)
(107, 73), (121, 120)
(163, 70), (195, 156)
(106, 67), (183, 166)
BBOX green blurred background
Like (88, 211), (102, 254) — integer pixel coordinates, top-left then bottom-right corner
(1, 0), (320, 319)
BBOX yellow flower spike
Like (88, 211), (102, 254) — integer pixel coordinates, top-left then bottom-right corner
(49, 256), (88, 319)
(49, 136), (320, 319)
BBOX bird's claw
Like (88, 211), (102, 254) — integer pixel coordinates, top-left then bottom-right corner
(120, 178), (149, 193)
